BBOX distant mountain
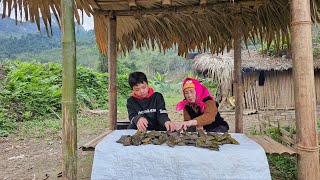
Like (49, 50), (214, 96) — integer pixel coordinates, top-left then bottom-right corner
(0, 17), (36, 37)
(0, 14), (88, 37)
(1, 14), (55, 37)
(0, 15), (99, 68)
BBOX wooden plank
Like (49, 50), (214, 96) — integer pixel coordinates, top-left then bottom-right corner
(279, 128), (292, 137)
(253, 136), (285, 155)
(277, 135), (295, 145)
(280, 112), (295, 116)
(80, 130), (113, 151)
(250, 136), (274, 154)
(249, 135), (297, 156)
(255, 136), (282, 155)
(219, 109), (257, 115)
(268, 115), (285, 121)
(259, 107), (295, 110)
(263, 135), (297, 155)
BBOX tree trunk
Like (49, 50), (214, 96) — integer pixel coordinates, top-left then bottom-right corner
(108, 16), (117, 130)
(291, 0), (320, 179)
(233, 15), (243, 133)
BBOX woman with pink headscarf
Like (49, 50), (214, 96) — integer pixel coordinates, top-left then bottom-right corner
(176, 77), (229, 132)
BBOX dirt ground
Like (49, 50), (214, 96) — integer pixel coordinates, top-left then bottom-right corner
(0, 107), (263, 180)
(0, 130), (99, 180)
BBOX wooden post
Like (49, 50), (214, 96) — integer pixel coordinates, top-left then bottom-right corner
(108, 15), (117, 130)
(233, 15), (243, 133)
(61, 0), (77, 179)
(291, 0), (320, 179)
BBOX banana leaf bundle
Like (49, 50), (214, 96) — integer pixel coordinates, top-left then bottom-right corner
(116, 130), (239, 151)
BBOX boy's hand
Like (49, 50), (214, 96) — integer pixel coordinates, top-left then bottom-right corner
(137, 117), (149, 131)
(164, 121), (176, 132)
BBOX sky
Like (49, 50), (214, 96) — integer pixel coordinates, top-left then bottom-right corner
(0, 4), (94, 30)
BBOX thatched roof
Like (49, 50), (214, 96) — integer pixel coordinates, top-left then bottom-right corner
(194, 49), (320, 83)
(1, 0), (320, 56)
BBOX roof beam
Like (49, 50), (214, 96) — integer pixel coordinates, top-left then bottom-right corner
(95, 1), (266, 16)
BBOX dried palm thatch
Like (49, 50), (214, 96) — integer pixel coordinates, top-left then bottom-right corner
(195, 52), (234, 85)
(0, 0), (93, 36)
(1, 0), (320, 56)
(195, 49), (320, 83)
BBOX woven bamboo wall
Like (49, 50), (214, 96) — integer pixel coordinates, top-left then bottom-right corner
(242, 70), (320, 109)
(221, 69), (320, 109)
(243, 70), (295, 109)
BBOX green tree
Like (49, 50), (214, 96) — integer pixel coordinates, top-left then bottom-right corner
(98, 54), (108, 73)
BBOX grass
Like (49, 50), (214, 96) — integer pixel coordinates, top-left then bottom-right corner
(77, 115), (108, 134)
(13, 113), (110, 140)
(164, 93), (184, 107)
(2, 93), (181, 140)
(263, 119), (320, 180)
(2, 94), (319, 180)
(117, 97), (129, 120)
(16, 118), (61, 139)
(268, 155), (297, 180)
(248, 124), (260, 135)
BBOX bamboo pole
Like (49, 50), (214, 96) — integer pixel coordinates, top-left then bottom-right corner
(61, 0), (77, 179)
(233, 15), (243, 133)
(291, 0), (320, 179)
(108, 15), (117, 130)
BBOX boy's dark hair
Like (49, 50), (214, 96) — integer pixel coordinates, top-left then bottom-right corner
(128, 72), (148, 88)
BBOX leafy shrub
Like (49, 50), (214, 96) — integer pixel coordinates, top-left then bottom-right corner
(0, 117), (16, 137)
(77, 66), (109, 109)
(0, 61), (130, 123)
(313, 47), (320, 59)
(117, 73), (131, 98)
(148, 72), (181, 95)
(197, 77), (218, 95)
(0, 61), (62, 121)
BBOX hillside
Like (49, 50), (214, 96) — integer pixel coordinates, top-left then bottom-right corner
(0, 16), (40, 38)
(0, 15), (99, 68)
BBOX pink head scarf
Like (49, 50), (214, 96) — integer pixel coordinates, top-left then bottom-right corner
(176, 78), (214, 113)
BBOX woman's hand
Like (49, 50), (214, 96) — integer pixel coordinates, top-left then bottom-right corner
(164, 121), (177, 132)
(196, 126), (204, 131)
(176, 120), (198, 131)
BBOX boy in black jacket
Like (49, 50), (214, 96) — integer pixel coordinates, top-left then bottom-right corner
(127, 72), (176, 131)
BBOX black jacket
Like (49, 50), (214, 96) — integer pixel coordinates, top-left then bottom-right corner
(185, 96), (229, 131)
(127, 92), (170, 129)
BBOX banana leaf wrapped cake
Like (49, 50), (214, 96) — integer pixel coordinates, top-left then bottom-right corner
(116, 129), (239, 151)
